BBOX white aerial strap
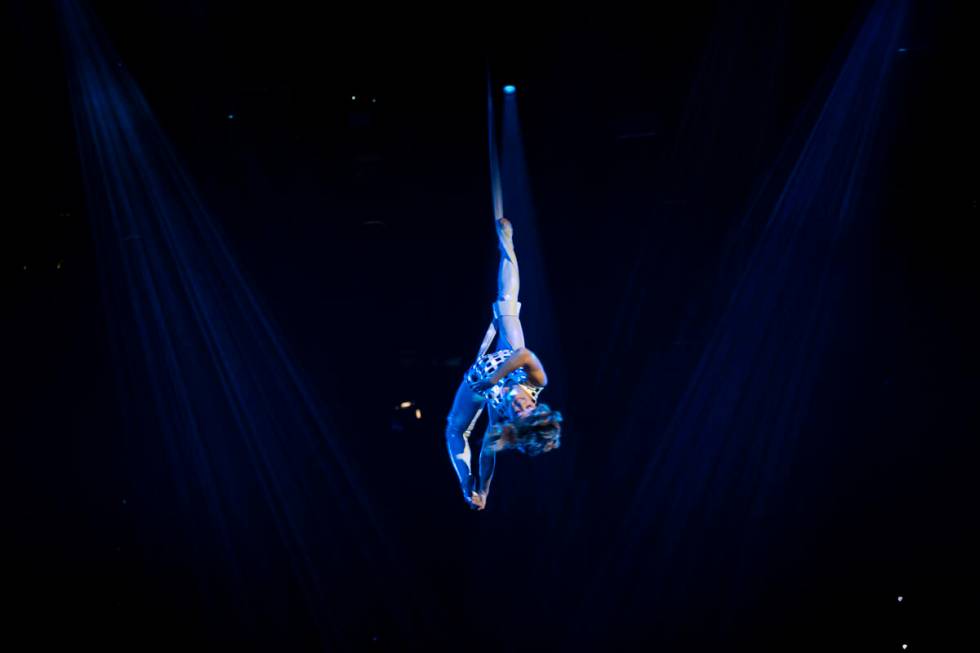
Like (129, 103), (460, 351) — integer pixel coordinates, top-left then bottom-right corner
(465, 70), (506, 431)
(478, 68), (503, 362)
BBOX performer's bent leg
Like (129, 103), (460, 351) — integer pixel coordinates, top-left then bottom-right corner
(494, 218), (525, 350)
(445, 379), (485, 502)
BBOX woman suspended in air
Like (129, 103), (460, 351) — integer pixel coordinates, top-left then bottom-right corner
(445, 217), (563, 511)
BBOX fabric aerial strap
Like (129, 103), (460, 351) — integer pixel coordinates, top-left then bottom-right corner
(462, 70), (505, 435)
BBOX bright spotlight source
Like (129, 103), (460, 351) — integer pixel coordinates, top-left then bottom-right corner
(399, 401), (413, 409)
(415, 408), (422, 420)
(503, 85), (516, 94)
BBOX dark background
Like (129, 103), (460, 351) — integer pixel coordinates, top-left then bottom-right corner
(4, 1), (977, 650)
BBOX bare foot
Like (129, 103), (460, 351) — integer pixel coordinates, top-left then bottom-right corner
(495, 217), (514, 243)
(469, 492), (486, 511)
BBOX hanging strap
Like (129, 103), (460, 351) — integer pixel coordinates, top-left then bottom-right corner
(476, 321), (497, 359)
(476, 66), (503, 360)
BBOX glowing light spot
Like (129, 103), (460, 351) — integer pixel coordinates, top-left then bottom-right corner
(227, 113), (235, 120)
(351, 95), (356, 100)
(415, 408), (422, 419)
(897, 596), (903, 602)
(503, 85), (516, 94)
(399, 401), (412, 409)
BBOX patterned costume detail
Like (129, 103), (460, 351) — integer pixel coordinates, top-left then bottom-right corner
(465, 349), (543, 413)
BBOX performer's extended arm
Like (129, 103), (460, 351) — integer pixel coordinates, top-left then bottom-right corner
(471, 347), (548, 390)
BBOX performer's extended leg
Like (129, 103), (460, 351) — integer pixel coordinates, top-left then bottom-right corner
(445, 380), (484, 504)
(476, 434), (497, 500)
(494, 218), (525, 350)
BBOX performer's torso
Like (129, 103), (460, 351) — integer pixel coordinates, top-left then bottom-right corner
(465, 349), (543, 413)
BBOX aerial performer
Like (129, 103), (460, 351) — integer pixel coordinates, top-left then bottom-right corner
(444, 216), (563, 510)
